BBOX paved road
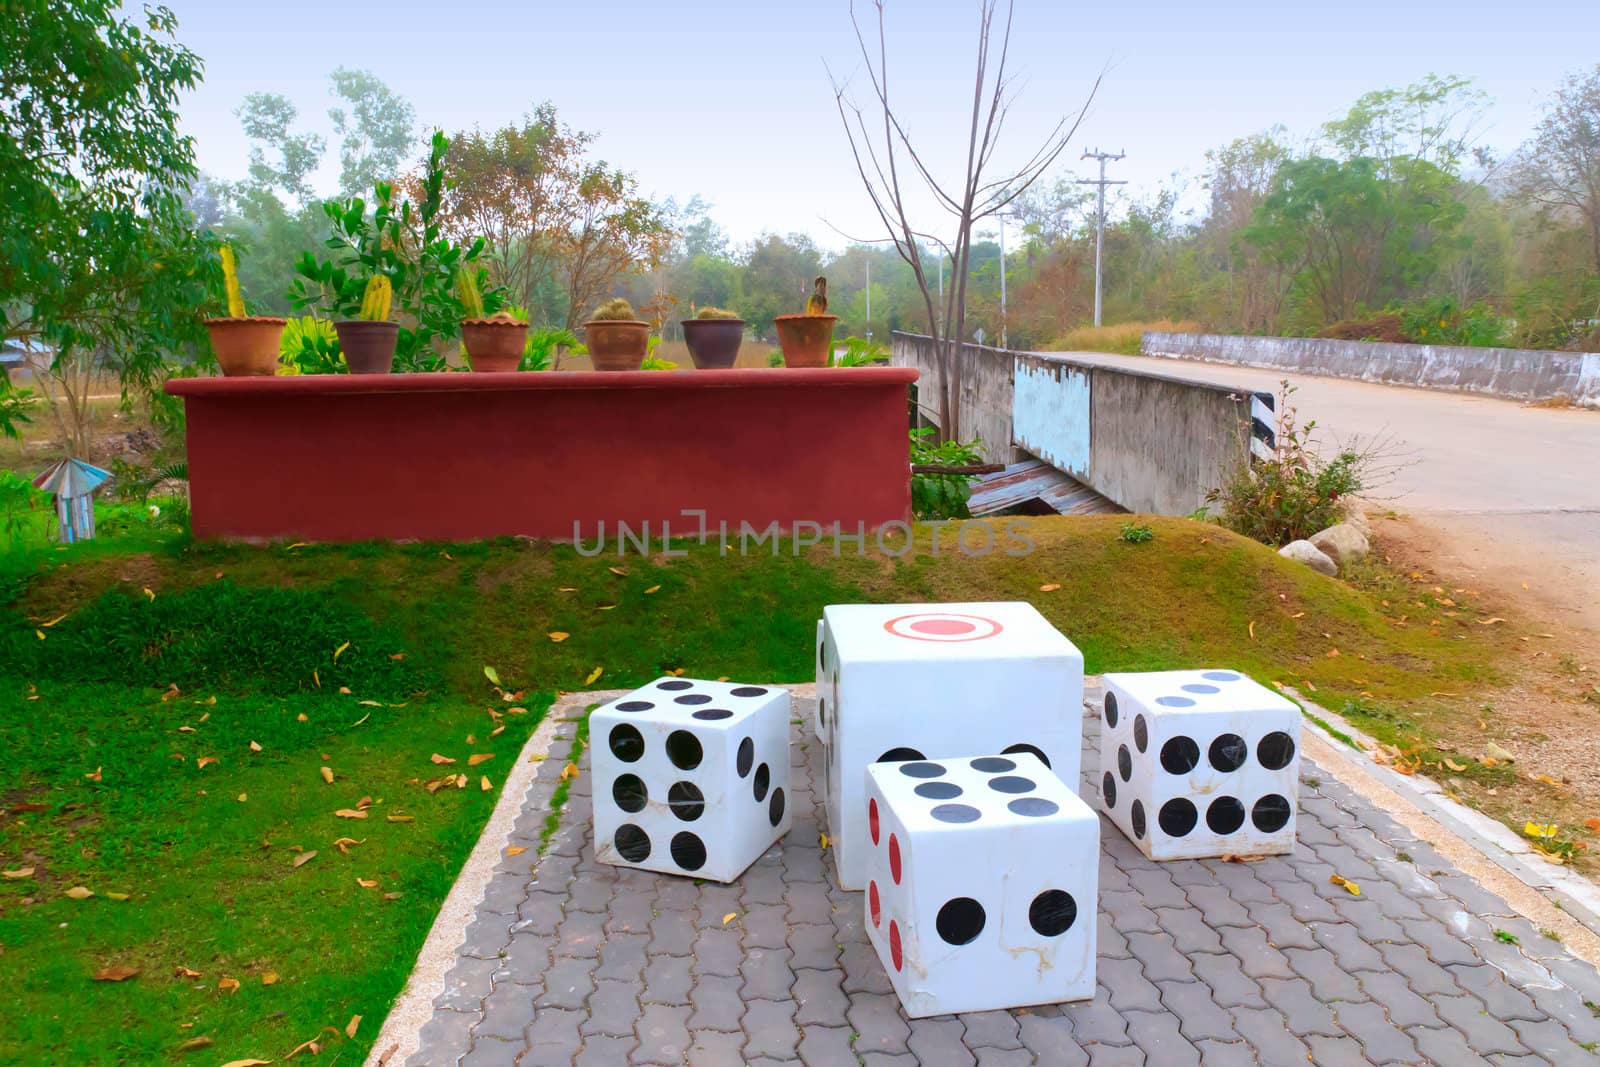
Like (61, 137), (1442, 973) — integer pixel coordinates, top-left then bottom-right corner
(1045, 351), (1600, 631)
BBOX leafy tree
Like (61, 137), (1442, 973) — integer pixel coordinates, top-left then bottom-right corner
(560, 165), (675, 330)
(1, 0), (208, 439)
(1515, 65), (1600, 273)
(328, 67), (417, 197)
(236, 92), (325, 204)
(739, 234), (823, 339)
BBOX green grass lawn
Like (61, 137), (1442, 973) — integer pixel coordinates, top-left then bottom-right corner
(0, 515), (1519, 1062)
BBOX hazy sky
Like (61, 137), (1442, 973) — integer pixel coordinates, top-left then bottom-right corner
(166, 0), (1599, 249)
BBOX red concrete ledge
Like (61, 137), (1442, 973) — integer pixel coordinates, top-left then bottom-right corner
(165, 368), (917, 543)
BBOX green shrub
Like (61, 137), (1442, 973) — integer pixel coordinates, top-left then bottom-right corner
(830, 335), (889, 367)
(1119, 522), (1154, 544)
(1397, 296), (1508, 348)
(279, 315), (344, 375)
(1, 581), (424, 697)
(910, 428), (984, 520)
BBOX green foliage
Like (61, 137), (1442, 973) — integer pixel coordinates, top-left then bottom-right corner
(1119, 522), (1155, 544)
(279, 315), (344, 374)
(2, 581), (424, 698)
(1207, 384), (1368, 546)
(767, 350), (785, 367)
(502, 313), (585, 372)
(327, 66), (417, 197)
(289, 131), (500, 372)
(219, 245), (246, 317)
(454, 267), (485, 320)
(640, 355), (678, 371)
(909, 428), (984, 520)
(1396, 296), (1508, 347)
(829, 335), (889, 367)
(359, 275), (394, 321)
(0, 471), (52, 553)
(591, 297), (638, 321)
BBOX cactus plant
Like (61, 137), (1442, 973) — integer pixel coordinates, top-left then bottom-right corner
(693, 306), (742, 320)
(359, 276), (393, 322)
(455, 268), (485, 320)
(590, 298), (637, 321)
(220, 245), (245, 318)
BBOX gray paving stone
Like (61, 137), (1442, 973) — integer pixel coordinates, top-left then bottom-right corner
(1432, 995), (1530, 1056)
(1190, 951), (1270, 1010)
(741, 999), (800, 1060)
(1305, 1034), (1384, 1066)
(411, 1008), (476, 1067)
(849, 992), (912, 1054)
(525, 1006), (584, 1064)
(537, 957), (597, 1011)
(792, 968), (849, 1027)
(1123, 1008), (1201, 1066)
(1123, 930), (1195, 983)
(477, 983), (537, 1041)
(1357, 970), (1445, 1029)
(960, 1009), (1023, 1050)
(686, 1028), (746, 1067)
(1407, 1025), (1495, 1067)
(1016, 1014), (1091, 1066)
(740, 946), (796, 1000)
(460, 1036), (524, 1067)
(688, 973), (746, 1033)
(1155, 979), (1238, 1043)
(796, 1024), (859, 1067)
(1229, 1005), (1313, 1066)
(632, 1004), (692, 1065)
(1334, 999), (1421, 1063)
(584, 979), (644, 1037)
(906, 1016), (974, 1066)
(639, 954), (694, 1006)
(436, 955), (500, 1012)
(576, 1034), (639, 1067)
(973, 1049), (1032, 1067)
(1217, 925), (1295, 981)
(1283, 945), (1367, 1001)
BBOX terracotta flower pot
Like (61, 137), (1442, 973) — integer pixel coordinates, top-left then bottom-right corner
(680, 318), (746, 369)
(583, 319), (650, 371)
(774, 314), (837, 368)
(204, 317), (287, 377)
(333, 320), (399, 374)
(461, 318), (528, 372)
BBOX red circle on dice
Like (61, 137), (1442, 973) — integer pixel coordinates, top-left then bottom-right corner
(888, 834), (902, 884)
(911, 617), (976, 636)
(881, 612), (1004, 643)
(889, 920), (903, 970)
(869, 798), (880, 845)
(869, 881), (881, 927)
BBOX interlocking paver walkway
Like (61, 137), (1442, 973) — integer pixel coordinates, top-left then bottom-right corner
(408, 693), (1600, 1065)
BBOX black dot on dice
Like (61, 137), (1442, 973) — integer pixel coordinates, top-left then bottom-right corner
(1257, 731), (1296, 770)
(899, 762), (945, 779)
(657, 679), (692, 691)
(1001, 743), (1052, 768)
(916, 781), (962, 800)
(877, 746), (925, 763)
(936, 897), (986, 945)
(1207, 796), (1246, 834)
(971, 756), (1015, 773)
(753, 763), (771, 802)
(670, 831), (707, 871)
(1203, 670), (1242, 682)
(609, 723), (645, 763)
(612, 774), (647, 813)
(731, 686), (769, 697)
(1161, 736), (1200, 775)
(674, 693), (712, 706)
(1181, 683), (1219, 695)
(736, 737), (754, 777)
(616, 700), (653, 712)
(1156, 695), (1196, 708)
(1029, 889), (1077, 937)
(1009, 796), (1059, 817)
(693, 708), (733, 721)
(988, 775), (1035, 794)
(1102, 771), (1117, 808)
(1252, 793), (1292, 832)
(1117, 744), (1133, 783)
(667, 730), (703, 770)
(817, 698), (827, 729)
(768, 787), (785, 827)
(1158, 798), (1198, 837)
(1131, 799), (1147, 839)
(932, 803), (981, 823)
(668, 780), (705, 822)
(1104, 691), (1119, 727)
(1133, 714), (1149, 753)
(614, 823), (650, 862)
(1209, 733), (1247, 772)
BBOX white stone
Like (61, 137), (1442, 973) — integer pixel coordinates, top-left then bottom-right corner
(1099, 669), (1301, 861)
(864, 752), (1098, 1017)
(591, 677), (791, 883)
(817, 601), (1085, 890)
(1309, 523), (1370, 568)
(1279, 539), (1338, 576)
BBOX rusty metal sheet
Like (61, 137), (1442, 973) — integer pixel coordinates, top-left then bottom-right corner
(967, 459), (1120, 517)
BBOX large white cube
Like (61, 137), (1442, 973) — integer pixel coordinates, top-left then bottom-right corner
(591, 677), (792, 883)
(1099, 669), (1300, 861)
(864, 752), (1098, 1017)
(818, 601), (1083, 890)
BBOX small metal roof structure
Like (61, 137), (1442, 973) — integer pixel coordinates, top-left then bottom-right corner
(33, 457), (113, 497)
(967, 458), (1122, 517)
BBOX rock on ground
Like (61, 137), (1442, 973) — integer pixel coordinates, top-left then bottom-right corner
(1280, 538), (1338, 576)
(1310, 522), (1371, 568)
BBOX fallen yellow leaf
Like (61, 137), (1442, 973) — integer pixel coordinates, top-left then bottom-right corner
(333, 837), (361, 853)
(292, 850), (317, 868)
(85, 766), (102, 782)
(480, 776), (492, 791)
(2, 868), (34, 879)
(346, 1015), (362, 1039)
(220, 1060), (271, 1067)
(196, 756), (218, 769)
(142, 586), (156, 601)
(320, 766), (334, 785)
(1329, 874), (1361, 895)
(237, 793), (248, 803)
(644, 585), (661, 594)
(386, 815), (414, 823)
(483, 665), (502, 687)
(1444, 758), (1468, 772)
(506, 846), (527, 857)
(93, 965), (140, 982)
(1248, 620), (1256, 641)
(357, 878), (378, 888)
(1587, 818), (1600, 833)
(584, 666), (603, 686)
(174, 966), (202, 979)
(1038, 583), (1061, 592)
(334, 809), (368, 820)
(333, 640), (350, 662)
(104, 892), (130, 901)
(722, 912), (738, 925)
(261, 972), (279, 986)
(249, 740), (262, 753)
(549, 631), (570, 642)
(1525, 822), (1560, 840)
(467, 753), (494, 766)
(218, 977), (241, 994)
(560, 763), (580, 782)
(608, 566), (628, 576)
(431, 753), (456, 765)
(64, 886), (94, 900)
(819, 832), (830, 850)
(297, 713), (309, 722)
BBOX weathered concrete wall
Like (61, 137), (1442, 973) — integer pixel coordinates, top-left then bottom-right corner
(891, 333), (1016, 465)
(1144, 331), (1600, 407)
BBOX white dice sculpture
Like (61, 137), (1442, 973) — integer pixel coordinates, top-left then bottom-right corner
(592, 677), (792, 883)
(818, 601), (1084, 890)
(1098, 669), (1300, 861)
(864, 752), (1099, 1017)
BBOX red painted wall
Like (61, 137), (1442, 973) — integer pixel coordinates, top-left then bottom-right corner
(166, 368), (917, 543)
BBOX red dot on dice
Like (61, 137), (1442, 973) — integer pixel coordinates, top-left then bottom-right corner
(889, 833), (902, 884)
(889, 920), (903, 970)
(869, 880), (881, 927)
(869, 797), (880, 845)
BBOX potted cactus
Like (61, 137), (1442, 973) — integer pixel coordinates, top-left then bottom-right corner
(204, 245), (287, 377)
(457, 269), (527, 372)
(583, 298), (650, 372)
(774, 276), (837, 368)
(680, 306), (745, 369)
(332, 276), (399, 374)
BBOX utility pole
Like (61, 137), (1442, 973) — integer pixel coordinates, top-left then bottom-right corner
(996, 212), (1011, 349)
(1078, 148), (1126, 327)
(865, 255), (871, 342)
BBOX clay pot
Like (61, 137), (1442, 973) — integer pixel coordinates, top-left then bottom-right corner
(774, 314), (837, 368)
(461, 318), (528, 372)
(333, 320), (399, 374)
(680, 317), (746, 369)
(204, 317), (287, 377)
(583, 319), (650, 372)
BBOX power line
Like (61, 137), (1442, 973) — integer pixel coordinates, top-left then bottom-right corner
(1077, 148), (1126, 328)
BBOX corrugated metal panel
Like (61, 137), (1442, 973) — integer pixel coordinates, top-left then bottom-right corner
(967, 459), (1121, 517)
(1012, 356), (1090, 475)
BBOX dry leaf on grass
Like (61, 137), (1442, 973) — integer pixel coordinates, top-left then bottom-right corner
(175, 1035), (212, 1051)
(584, 667), (603, 686)
(608, 566), (628, 576)
(560, 763), (580, 782)
(93, 965), (140, 982)
(1586, 818), (1600, 833)
(292, 850), (317, 868)
(261, 972), (279, 986)
(480, 776), (492, 792)
(85, 766), (102, 782)
(218, 977), (241, 994)
(347, 1015), (362, 1038)
(483, 665), (502, 687)
(644, 585), (661, 594)
(175, 966), (202, 979)
(64, 886), (94, 900)
(467, 753), (494, 766)
(1444, 758), (1468, 772)
(2, 868), (33, 879)
(196, 756), (218, 769)
(384, 891), (403, 900)
(334, 809), (368, 820)
(333, 837), (362, 854)
(334, 640), (350, 662)
(430, 753), (456, 765)
(549, 632), (569, 643)
(320, 766), (335, 785)
(357, 878), (378, 888)
(1525, 822), (1560, 840)
(219, 1060), (271, 1067)
(248, 741), (262, 753)
(1038, 583), (1060, 592)
(386, 815), (413, 823)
